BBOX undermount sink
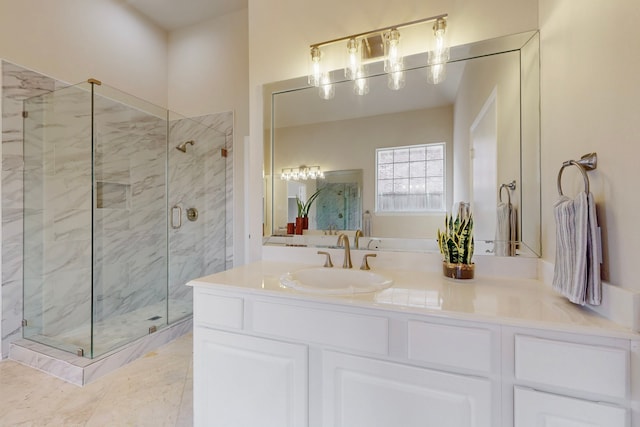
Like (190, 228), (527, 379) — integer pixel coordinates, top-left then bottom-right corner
(280, 267), (393, 295)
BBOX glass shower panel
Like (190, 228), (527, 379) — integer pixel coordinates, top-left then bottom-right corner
(23, 83), (93, 355)
(168, 114), (226, 324)
(91, 84), (168, 358)
(22, 80), (228, 359)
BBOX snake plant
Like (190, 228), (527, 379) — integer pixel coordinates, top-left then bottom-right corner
(296, 188), (322, 218)
(437, 212), (474, 264)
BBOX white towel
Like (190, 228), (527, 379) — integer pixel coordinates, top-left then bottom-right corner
(552, 192), (601, 305)
(495, 203), (517, 256)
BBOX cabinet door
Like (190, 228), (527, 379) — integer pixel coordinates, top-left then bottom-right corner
(194, 327), (308, 427)
(514, 387), (627, 427)
(322, 351), (493, 427)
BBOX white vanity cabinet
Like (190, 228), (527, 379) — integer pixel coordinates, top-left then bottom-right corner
(508, 329), (632, 427)
(190, 263), (639, 427)
(192, 287), (500, 427)
(193, 328), (309, 427)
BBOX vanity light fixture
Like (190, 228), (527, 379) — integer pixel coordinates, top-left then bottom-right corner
(345, 38), (360, 80)
(308, 46), (323, 87)
(281, 166), (325, 181)
(309, 46), (335, 99)
(427, 17), (450, 84)
(384, 29), (405, 90)
(308, 14), (449, 99)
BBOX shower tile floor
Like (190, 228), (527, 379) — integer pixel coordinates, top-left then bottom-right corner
(0, 332), (193, 426)
(29, 300), (192, 357)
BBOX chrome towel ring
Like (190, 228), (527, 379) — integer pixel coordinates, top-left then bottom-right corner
(557, 152), (597, 196)
(499, 180), (516, 204)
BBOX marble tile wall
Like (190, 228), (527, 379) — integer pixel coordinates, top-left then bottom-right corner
(1, 60), (234, 358)
(2, 61), (59, 358)
(167, 112), (232, 323)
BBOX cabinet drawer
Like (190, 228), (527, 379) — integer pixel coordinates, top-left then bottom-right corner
(323, 351), (494, 427)
(194, 291), (243, 329)
(515, 335), (628, 398)
(252, 301), (388, 355)
(514, 387), (627, 427)
(408, 320), (493, 373)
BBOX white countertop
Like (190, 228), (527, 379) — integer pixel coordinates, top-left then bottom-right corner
(188, 260), (639, 340)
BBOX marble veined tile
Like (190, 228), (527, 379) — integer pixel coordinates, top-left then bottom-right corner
(2, 333), (193, 426)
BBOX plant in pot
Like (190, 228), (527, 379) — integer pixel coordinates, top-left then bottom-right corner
(437, 211), (475, 279)
(294, 188), (322, 235)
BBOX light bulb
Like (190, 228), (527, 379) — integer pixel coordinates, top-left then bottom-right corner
(427, 18), (449, 84)
(308, 47), (322, 87)
(345, 38), (359, 80)
(429, 18), (450, 66)
(384, 29), (403, 74)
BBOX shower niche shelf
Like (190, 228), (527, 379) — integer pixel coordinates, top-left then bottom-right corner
(96, 181), (131, 209)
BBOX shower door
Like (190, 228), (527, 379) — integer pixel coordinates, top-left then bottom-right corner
(168, 114), (227, 324)
(23, 83), (94, 355)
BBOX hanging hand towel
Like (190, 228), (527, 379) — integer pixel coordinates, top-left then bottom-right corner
(495, 203), (517, 256)
(495, 203), (511, 256)
(552, 192), (601, 305)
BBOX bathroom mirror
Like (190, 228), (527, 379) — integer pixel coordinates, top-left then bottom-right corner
(264, 31), (540, 256)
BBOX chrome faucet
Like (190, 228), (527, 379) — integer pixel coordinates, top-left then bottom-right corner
(354, 229), (364, 249)
(336, 233), (352, 269)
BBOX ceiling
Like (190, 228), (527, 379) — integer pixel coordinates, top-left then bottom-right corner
(127, 0), (247, 31)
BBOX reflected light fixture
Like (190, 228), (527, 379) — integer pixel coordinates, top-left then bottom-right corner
(318, 73), (335, 100)
(281, 166), (325, 181)
(354, 67), (369, 96)
(307, 14), (449, 99)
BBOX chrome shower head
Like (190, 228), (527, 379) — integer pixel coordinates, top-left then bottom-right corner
(176, 140), (195, 153)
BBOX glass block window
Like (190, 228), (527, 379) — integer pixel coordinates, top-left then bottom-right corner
(376, 143), (445, 212)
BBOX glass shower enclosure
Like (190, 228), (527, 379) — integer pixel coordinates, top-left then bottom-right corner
(22, 80), (227, 358)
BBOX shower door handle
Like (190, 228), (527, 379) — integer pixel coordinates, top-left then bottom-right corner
(171, 205), (182, 229)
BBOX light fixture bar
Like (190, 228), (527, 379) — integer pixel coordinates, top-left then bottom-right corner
(309, 13), (447, 49)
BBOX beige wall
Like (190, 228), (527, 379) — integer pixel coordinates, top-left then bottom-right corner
(168, 8), (249, 125)
(539, 0), (640, 291)
(168, 8), (250, 265)
(248, 0), (539, 261)
(0, 0), (168, 107)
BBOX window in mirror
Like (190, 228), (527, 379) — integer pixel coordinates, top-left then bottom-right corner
(376, 143), (445, 213)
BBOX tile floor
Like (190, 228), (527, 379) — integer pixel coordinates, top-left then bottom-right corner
(0, 333), (193, 426)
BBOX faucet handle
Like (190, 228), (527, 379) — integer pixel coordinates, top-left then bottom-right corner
(360, 253), (377, 270)
(317, 251), (333, 268)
